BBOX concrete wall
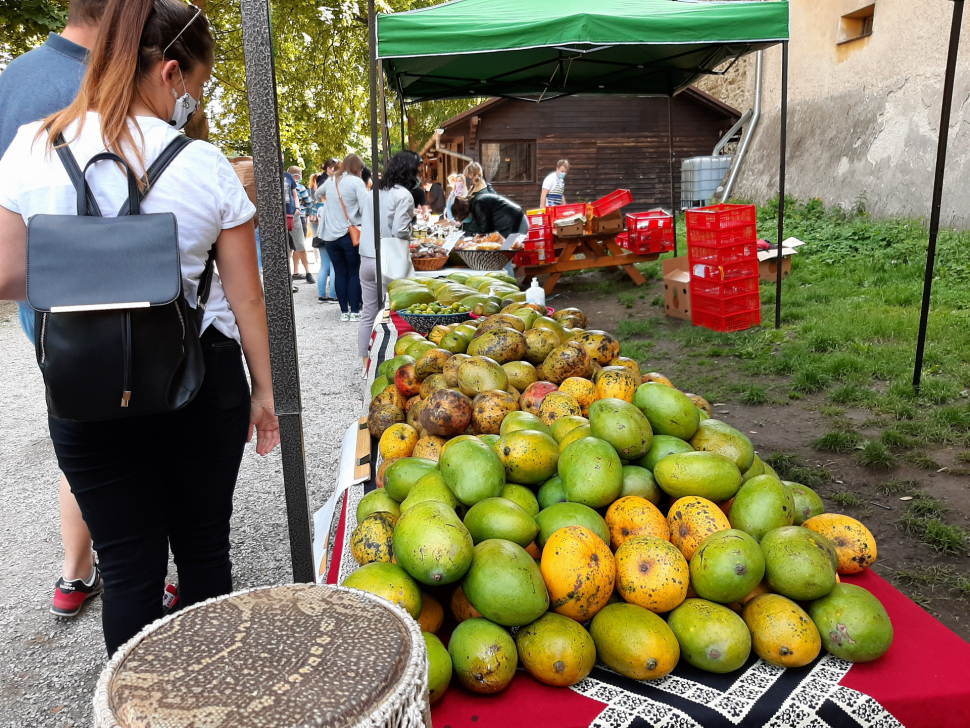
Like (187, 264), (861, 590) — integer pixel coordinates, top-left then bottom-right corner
(700, 0), (970, 226)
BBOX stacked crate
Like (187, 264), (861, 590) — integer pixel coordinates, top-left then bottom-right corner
(621, 209), (675, 255)
(686, 204), (761, 332)
(516, 209), (555, 267)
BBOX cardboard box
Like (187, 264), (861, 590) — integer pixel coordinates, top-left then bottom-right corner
(757, 237), (804, 281)
(554, 221), (586, 237)
(591, 210), (624, 234)
(662, 256), (691, 320)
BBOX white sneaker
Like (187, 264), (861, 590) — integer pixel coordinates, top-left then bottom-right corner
(350, 313), (362, 322)
(340, 313), (351, 322)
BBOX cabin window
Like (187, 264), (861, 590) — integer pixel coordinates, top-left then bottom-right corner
(838, 4), (875, 45)
(481, 141), (535, 184)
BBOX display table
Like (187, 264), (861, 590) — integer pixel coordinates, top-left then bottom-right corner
(517, 232), (662, 294)
(311, 313), (970, 728)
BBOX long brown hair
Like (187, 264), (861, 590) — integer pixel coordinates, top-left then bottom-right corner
(337, 153), (364, 179)
(44, 0), (214, 172)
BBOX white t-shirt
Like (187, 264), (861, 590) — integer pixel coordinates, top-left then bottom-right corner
(0, 112), (256, 342)
(542, 171), (565, 198)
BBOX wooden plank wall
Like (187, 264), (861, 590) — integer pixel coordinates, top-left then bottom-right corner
(441, 95), (738, 213)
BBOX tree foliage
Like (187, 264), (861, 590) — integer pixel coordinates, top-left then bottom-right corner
(0, 0), (477, 170)
(0, 0), (68, 65)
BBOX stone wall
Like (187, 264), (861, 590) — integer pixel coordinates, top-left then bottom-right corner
(696, 0), (970, 227)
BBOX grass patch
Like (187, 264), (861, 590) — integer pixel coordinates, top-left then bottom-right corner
(956, 450), (970, 463)
(651, 295), (664, 308)
(897, 513), (969, 555)
(907, 492), (949, 518)
(876, 478), (919, 496)
(615, 318), (659, 340)
(790, 367), (832, 394)
(830, 491), (867, 508)
(830, 384), (875, 406)
(856, 440), (896, 470)
(619, 340), (655, 362)
(812, 430), (863, 453)
(618, 292), (638, 309)
(738, 384), (768, 405)
(763, 451), (831, 488)
(904, 451), (941, 470)
(891, 565), (970, 598)
(880, 428), (915, 450)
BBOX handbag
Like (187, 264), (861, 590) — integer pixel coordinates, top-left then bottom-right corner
(335, 175), (361, 246)
(286, 213), (294, 231)
(379, 236), (415, 286)
(27, 133), (214, 422)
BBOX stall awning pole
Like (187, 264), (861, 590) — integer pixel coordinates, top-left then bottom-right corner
(913, 0), (964, 391)
(240, 0), (313, 583)
(667, 96), (677, 257)
(370, 0), (383, 287)
(774, 41), (788, 330)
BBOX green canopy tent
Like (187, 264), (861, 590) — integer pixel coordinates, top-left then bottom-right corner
(367, 0), (791, 325)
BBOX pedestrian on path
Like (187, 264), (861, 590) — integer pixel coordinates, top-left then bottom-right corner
(0, 0), (280, 656)
(358, 151), (417, 367)
(320, 153), (367, 321)
(0, 0), (109, 619)
(540, 159), (569, 207)
(287, 165), (314, 285)
(312, 170), (338, 303)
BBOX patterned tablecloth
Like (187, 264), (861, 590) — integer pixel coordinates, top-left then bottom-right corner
(315, 311), (970, 728)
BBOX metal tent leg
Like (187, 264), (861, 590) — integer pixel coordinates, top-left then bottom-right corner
(775, 42), (788, 330)
(240, 0), (313, 583)
(668, 96), (677, 257)
(369, 0), (383, 285)
(400, 97), (407, 152)
(913, 0), (964, 391)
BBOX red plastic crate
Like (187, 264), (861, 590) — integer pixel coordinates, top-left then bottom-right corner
(624, 226), (674, 255)
(527, 212), (551, 230)
(514, 250), (541, 267)
(626, 209), (673, 233)
(692, 307), (761, 332)
(689, 258), (760, 283)
(690, 289), (761, 316)
(685, 203), (757, 231)
(688, 240), (759, 266)
(688, 273), (761, 298)
(590, 189), (633, 218)
(550, 202), (589, 221)
(687, 223), (758, 248)
(527, 227), (550, 242)
(616, 232), (630, 249)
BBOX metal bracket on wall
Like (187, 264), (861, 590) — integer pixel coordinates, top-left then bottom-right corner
(240, 0), (314, 584)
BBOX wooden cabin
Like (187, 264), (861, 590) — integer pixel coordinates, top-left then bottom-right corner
(422, 90), (741, 213)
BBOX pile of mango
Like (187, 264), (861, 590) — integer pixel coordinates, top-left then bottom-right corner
(388, 272), (524, 315)
(351, 302), (893, 704)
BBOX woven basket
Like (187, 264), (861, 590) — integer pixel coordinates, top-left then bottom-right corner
(94, 584), (430, 728)
(398, 310), (471, 335)
(411, 256), (448, 271)
(457, 250), (515, 271)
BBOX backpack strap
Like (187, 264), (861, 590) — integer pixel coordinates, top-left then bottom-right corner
(117, 134), (194, 216)
(53, 133), (103, 217)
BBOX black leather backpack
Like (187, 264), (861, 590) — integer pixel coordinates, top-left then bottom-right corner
(26, 133), (214, 422)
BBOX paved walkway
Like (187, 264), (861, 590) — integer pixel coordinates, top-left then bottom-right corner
(0, 263), (364, 727)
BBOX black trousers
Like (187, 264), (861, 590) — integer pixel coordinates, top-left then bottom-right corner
(48, 327), (251, 656)
(325, 233), (362, 313)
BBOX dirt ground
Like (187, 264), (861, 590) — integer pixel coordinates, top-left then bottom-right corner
(549, 268), (970, 643)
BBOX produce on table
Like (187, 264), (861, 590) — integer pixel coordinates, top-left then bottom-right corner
(345, 298), (892, 700)
(424, 632), (452, 704)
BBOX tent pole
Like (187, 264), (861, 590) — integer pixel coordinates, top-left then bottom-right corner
(239, 0), (312, 583)
(379, 70), (392, 164)
(668, 96), (677, 257)
(775, 42), (788, 330)
(369, 0), (383, 289)
(914, 0), (964, 391)
(400, 97), (407, 152)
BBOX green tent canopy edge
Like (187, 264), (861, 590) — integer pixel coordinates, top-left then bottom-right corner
(377, 0), (790, 101)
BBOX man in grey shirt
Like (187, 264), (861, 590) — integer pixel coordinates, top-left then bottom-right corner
(0, 0), (108, 618)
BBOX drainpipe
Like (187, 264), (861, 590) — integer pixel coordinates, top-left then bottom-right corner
(720, 49), (763, 201)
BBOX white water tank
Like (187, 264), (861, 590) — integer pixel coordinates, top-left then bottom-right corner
(681, 156), (733, 209)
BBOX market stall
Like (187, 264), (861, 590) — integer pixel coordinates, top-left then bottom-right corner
(312, 309), (970, 728)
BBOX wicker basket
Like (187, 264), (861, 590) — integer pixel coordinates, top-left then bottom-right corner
(397, 310), (471, 335)
(457, 250), (516, 271)
(411, 255), (448, 271)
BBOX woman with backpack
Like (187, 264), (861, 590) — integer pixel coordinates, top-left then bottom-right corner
(0, 0), (279, 655)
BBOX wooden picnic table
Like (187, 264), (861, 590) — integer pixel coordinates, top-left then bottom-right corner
(516, 231), (661, 294)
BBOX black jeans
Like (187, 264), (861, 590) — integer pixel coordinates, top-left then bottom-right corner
(325, 233), (362, 313)
(48, 327), (251, 656)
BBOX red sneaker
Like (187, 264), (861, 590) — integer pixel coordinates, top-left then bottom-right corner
(50, 567), (103, 617)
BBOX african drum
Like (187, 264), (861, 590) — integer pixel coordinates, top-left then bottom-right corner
(94, 584), (431, 728)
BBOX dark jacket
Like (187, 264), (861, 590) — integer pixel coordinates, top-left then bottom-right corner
(427, 182), (446, 214)
(466, 193), (526, 238)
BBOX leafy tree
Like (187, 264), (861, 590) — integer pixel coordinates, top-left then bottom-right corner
(0, 0), (68, 65)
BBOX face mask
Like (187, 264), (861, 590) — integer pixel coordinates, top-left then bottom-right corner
(558, 172), (566, 180)
(169, 68), (199, 130)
